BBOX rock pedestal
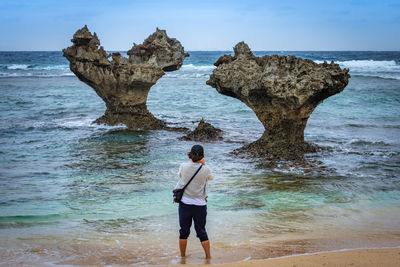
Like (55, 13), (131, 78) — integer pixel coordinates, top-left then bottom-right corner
(207, 42), (350, 159)
(63, 26), (188, 129)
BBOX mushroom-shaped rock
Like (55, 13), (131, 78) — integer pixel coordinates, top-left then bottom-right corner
(206, 42), (350, 159)
(63, 26), (188, 129)
(181, 119), (223, 142)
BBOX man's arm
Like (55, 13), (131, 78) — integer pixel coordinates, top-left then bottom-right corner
(200, 159), (213, 180)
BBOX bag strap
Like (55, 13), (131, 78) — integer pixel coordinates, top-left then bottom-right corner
(182, 165), (203, 191)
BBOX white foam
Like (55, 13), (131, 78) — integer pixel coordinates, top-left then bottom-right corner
(164, 72), (209, 78)
(1, 64), (69, 71)
(180, 63), (215, 71)
(342, 60), (399, 71)
(258, 246), (400, 262)
(0, 71), (74, 78)
(54, 117), (94, 128)
(34, 65), (69, 70)
(54, 117), (116, 130)
(315, 59), (399, 71)
(61, 72), (74, 76)
(6, 64), (30, 70)
(315, 59), (400, 80)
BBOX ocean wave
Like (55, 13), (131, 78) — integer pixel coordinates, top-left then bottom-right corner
(0, 71), (74, 78)
(345, 123), (400, 129)
(315, 59), (400, 80)
(351, 73), (400, 80)
(314, 59), (399, 70)
(349, 139), (391, 147)
(2, 63), (214, 72)
(2, 64), (31, 70)
(0, 63), (215, 78)
(53, 117), (117, 130)
(0, 64), (69, 70)
(36, 64), (69, 70)
(164, 72), (209, 78)
(16, 117), (118, 132)
(180, 64), (215, 71)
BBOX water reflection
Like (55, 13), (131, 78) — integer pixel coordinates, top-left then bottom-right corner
(66, 128), (150, 170)
(63, 129), (157, 227)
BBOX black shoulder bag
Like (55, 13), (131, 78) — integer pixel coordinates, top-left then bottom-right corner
(173, 165), (203, 203)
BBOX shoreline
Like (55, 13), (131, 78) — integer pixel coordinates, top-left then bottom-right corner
(2, 233), (400, 265)
(170, 247), (400, 267)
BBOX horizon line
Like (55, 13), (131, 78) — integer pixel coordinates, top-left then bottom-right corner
(0, 50), (399, 52)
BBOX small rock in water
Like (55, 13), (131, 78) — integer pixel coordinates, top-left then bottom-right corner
(180, 119), (223, 142)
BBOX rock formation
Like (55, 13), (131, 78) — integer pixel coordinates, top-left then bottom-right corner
(63, 26), (188, 129)
(180, 119), (223, 141)
(206, 42), (350, 159)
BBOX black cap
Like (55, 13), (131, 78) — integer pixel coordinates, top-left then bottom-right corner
(190, 145), (204, 156)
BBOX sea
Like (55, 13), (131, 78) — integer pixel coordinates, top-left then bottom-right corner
(0, 51), (399, 265)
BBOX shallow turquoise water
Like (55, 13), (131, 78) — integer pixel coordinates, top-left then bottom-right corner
(0, 51), (399, 264)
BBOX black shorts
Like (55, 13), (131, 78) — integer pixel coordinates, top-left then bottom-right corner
(178, 202), (208, 242)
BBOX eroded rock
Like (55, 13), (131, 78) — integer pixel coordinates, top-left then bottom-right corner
(180, 119), (223, 141)
(63, 26), (188, 130)
(206, 42), (350, 159)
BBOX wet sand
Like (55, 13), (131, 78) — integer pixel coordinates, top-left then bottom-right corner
(174, 248), (400, 267)
(1, 230), (400, 265)
(1, 236), (400, 266)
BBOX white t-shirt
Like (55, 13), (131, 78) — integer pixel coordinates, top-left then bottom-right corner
(175, 161), (213, 206)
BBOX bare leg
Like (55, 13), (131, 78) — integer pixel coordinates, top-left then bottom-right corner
(201, 240), (211, 259)
(179, 239), (187, 257)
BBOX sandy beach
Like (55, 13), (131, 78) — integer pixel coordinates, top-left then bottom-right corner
(173, 248), (400, 267)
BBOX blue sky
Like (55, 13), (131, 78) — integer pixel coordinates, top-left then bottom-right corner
(0, 0), (399, 51)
